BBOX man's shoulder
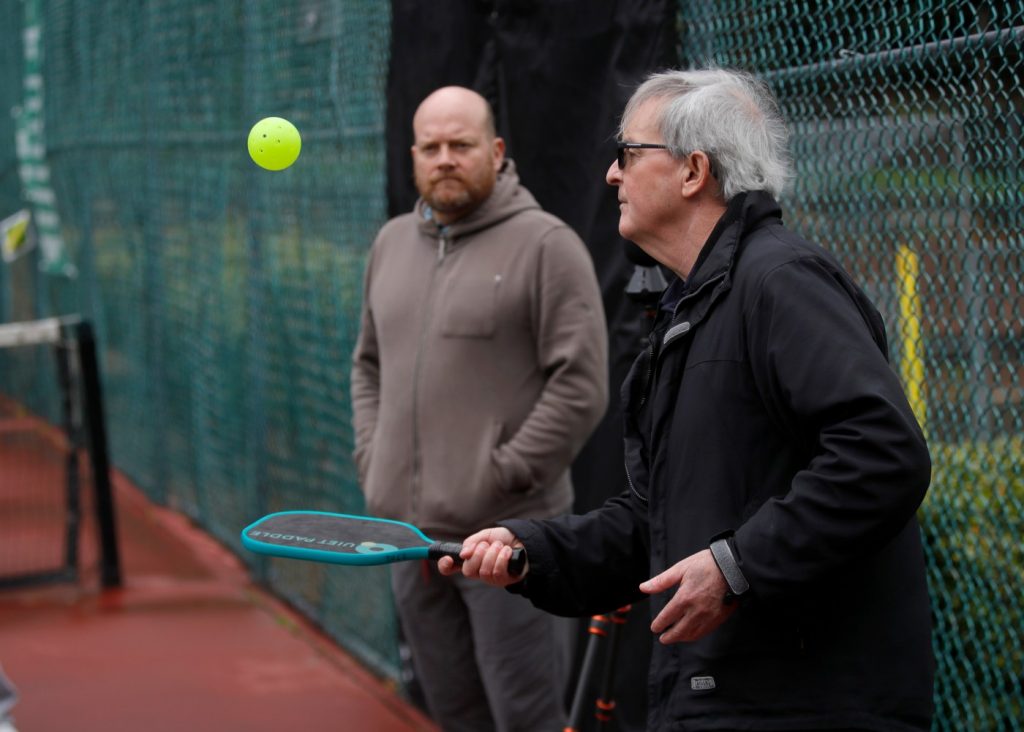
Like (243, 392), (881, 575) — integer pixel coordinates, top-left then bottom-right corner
(738, 223), (844, 279)
(378, 211), (420, 236)
(514, 205), (565, 225)
(733, 224), (873, 317)
(372, 212), (426, 251)
(498, 206), (582, 247)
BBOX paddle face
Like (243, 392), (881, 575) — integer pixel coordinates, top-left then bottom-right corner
(241, 511), (436, 566)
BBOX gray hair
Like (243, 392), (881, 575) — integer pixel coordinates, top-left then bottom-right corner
(620, 68), (792, 199)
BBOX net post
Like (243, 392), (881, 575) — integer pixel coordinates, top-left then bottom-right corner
(70, 319), (122, 588)
(54, 332), (81, 574)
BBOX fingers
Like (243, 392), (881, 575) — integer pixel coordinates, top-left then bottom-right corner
(436, 555), (459, 576)
(649, 584), (688, 636)
(640, 550), (736, 644)
(458, 541), (522, 587)
(449, 527), (525, 587)
(651, 592), (695, 642)
(639, 564), (682, 595)
(639, 558), (687, 629)
(460, 526), (516, 554)
(478, 544), (518, 581)
(652, 600), (736, 644)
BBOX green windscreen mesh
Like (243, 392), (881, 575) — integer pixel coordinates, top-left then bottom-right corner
(0, 0), (398, 676)
(0, 1), (1021, 723)
(0, 5), (21, 220)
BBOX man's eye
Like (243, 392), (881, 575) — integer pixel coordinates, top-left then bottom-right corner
(451, 142), (471, 151)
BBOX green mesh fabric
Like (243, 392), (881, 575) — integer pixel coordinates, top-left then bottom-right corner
(0, 0), (397, 677)
(0, 4), (21, 220)
(0, 2), (1021, 718)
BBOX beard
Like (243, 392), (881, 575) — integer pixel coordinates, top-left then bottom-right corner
(416, 171), (495, 220)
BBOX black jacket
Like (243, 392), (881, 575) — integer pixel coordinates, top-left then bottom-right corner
(504, 191), (934, 731)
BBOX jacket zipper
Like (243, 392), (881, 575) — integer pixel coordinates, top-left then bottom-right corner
(670, 271), (725, 320)
(628, 273), (725, 504)
(410, 230), (449, 521)
(638, 338), (656, 409)
(625, 462), (649, 504)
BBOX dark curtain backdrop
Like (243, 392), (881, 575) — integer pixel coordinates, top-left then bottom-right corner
(386, 2), (676, 728)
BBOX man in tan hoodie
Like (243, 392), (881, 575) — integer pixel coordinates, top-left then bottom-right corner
(351, 86), (608, 731)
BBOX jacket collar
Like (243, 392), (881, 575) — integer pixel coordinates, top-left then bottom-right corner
(688, 191), (781, 292)
(663, 190), (782, 334)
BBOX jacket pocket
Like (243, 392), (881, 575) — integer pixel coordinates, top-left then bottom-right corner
(354, 441), (373, 486)
(486, 419), (534, 495)
(438, 275), (498, 338)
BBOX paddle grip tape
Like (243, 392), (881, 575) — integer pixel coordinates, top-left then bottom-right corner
(428, 542), (527, 577)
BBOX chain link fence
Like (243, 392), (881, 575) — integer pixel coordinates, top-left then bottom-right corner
(1, 1), (1021, 726)
(1, 0), (398, 675)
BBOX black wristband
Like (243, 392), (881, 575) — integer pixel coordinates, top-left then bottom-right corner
(709, 535), (750, 603)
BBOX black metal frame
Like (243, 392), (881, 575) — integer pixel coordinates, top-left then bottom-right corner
(0, 316), (121, 590)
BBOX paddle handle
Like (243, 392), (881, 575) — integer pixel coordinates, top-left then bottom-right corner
(429, 541), (527, 577)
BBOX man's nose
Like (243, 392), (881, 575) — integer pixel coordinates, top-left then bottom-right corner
(606, 159), (622, 185)
(437, 144), (456, 167)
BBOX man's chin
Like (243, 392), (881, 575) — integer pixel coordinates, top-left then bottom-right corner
(427, 194), (473, 215)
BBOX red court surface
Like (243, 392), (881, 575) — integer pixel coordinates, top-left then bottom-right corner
(0, 473), (439, 732)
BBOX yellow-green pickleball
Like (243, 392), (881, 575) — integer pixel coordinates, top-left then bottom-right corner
(247, 117), (301, 171)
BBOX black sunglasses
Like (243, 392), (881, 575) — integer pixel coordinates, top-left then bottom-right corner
(617, 141), (719, 179)
(616, 141), (669, 170)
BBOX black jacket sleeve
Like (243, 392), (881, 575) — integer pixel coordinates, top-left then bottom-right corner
(735, 255), (931, 601)
(499, 490), (650, 617)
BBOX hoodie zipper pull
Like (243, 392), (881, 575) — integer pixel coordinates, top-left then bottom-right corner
(437, 233), (447, 263)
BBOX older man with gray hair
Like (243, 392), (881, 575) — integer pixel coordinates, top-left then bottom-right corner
(442, 67), (934, 731)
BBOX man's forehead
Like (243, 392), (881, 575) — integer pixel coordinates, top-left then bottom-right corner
(414, 93), (489, 136)
(413, 118), (482, 144)
(623, 97), (665, 139)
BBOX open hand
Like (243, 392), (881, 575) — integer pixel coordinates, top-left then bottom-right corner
(640, 549), (736, 643)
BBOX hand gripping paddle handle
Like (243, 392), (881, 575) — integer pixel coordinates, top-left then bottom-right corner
(428, 542), (527, 577)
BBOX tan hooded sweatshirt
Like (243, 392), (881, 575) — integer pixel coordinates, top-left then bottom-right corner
(351, 161), (608, 539)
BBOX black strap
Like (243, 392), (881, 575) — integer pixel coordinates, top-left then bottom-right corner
(709, 536), (750, 603)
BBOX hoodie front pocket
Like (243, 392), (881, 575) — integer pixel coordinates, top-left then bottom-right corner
(438, 275), (498, 338)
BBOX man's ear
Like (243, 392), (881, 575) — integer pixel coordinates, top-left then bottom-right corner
(679, 151), (715, 198)
(492, 137), (506, 171)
